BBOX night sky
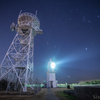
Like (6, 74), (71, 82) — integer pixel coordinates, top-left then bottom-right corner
(0, 0), (100, 84)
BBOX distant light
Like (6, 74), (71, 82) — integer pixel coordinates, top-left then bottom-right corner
(11, 29), (14, 31)
(85, 48), (87, 50)
(51, 62), (55, 69)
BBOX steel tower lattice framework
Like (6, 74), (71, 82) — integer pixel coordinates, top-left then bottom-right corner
(0, 12), (42, 92)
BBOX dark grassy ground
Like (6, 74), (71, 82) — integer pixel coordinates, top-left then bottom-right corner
(0, 89), (46, 100)
(0, 94), (46, 100)
(55, 91), (80, 100)
(0, 88), (80, 100)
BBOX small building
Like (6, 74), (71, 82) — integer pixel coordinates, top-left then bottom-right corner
(46, 59), (57, 88)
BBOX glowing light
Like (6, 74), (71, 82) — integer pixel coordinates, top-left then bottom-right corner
(51, 62), (55, 69)
(85, 48), (87, 50)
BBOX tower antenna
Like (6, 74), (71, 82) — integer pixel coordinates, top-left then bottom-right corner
(19, 10), (22, 16)
(0, 12), (42, 92)
(35, 10), (37, 16)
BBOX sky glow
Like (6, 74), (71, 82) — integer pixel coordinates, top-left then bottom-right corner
(0, 0), (100, 83)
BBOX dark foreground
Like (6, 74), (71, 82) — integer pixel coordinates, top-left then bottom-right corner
(0, 88), (79, 100)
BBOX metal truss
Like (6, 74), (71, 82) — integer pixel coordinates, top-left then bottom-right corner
(0, 12), (42, 92)
(0, 29), (34, 92)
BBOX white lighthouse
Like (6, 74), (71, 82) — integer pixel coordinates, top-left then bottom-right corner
(46, 59), (57, 88)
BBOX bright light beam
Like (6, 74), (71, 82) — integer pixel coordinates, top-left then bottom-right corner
(51, 62), (55, 69)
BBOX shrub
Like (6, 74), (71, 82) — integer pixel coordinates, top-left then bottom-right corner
(0, 79), (8, 91)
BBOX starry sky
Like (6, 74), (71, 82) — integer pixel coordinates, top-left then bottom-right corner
(0, 0), (100, 84)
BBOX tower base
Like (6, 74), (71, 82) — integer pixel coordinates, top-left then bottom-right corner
(47, 71), (57, 88)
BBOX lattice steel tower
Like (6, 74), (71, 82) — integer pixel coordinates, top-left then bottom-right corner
(0, 11), (42, 92)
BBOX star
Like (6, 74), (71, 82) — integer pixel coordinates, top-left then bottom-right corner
(77, 9), (79, 11)
(85, 48), (88, 50)
(88, 20), (90, 23)
(54, 46), (56, 48)
(47, 42), (49, 45)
